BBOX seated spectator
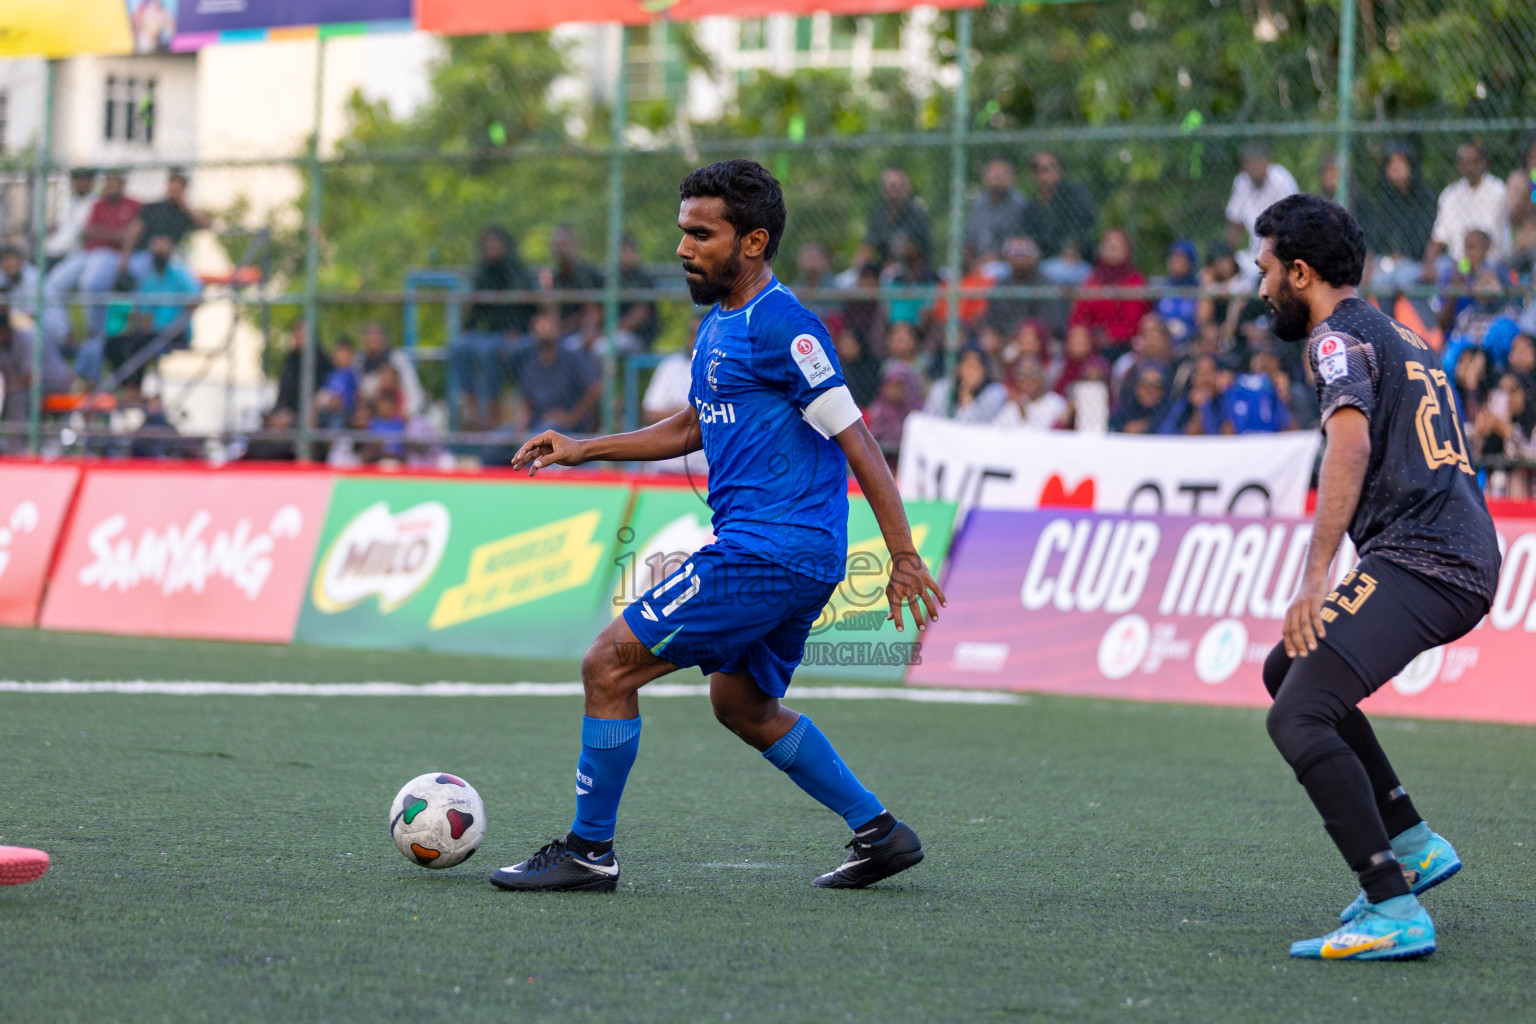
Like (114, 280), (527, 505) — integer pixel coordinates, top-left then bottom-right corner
(617, 236), (659, 350)
(1224, 349), (1294, 434)
(881, 231), (939, 328)
(44, 168), (98, 270)
(1252, 340), (1318, 430)
(1040, 237), (1092, 287)
(925, 347), (1008, 423)
(1002, 318), (1062, 390)
(1153, 240), (1200, 346)
(546, 224), (604, 335)
(0, 305), (74, 428)
(966, 158), (1028, 264)
(315, 337), (358, 430)
(1471, 371), (1530, 465)
(929, 249), (993, 330)
(865, 166), (931, 267)
(1360, 144), (1437, 290)
(1054, 323), (1110, 398)
(1507, 136), (1536, 273)
(835, 328), (881, 408)
(1112, 313), (1175, 404)
(880, 321), (927, 389)
(506, 308), (602, 434)
(1438, 231), (1520, 368)
(986, 236), (1065, 338)
(358, 322), (425, 422)
(1197, 242), (1253, 344)
(1157, 353), (1230, 435)
(864, 362), (923, 468)
(87, 233), (200, 386)
(128, 393), (188, 460)
(1428, 141), (1511, 275)
(123, 169), (211, 278)
(0, 246), (41, 316)
(1507, 332), (1536, 402)
(1109, 364), (1170, 434)
(454, 224), (535, 430)
(841, 262), (885, 352)
(364, 379), (408, 463)
(794, 240), (842, 332)
(245, 406), (296, 462)
(42, 171), (141, 352)
(1451, 346), (1490, 424)
(1068, 228), (1151, 359)
(995, 357), (1067, 430)
(1021, 150), (1096, 260)
(643, 319), (697, 427)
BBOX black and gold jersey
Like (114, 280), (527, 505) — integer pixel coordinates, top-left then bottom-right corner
(1306, 297), (1501, 601)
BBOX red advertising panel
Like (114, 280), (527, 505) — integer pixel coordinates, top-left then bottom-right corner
(0, 464), (81, 627)
(911, 509), (1536, 726)
(40, 469), (334, 643)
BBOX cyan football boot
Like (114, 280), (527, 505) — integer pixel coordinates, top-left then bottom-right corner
(1291, 900), (1436, 961)
(1340, 832), (1460, 924)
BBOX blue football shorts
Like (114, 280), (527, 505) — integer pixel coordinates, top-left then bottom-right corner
(621, 541), (839, 698)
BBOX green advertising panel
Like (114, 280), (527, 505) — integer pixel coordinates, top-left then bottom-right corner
(605, 486), (959, 682)
(295, 477), (632, 660)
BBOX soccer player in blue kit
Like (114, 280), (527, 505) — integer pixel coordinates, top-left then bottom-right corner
(491, 160), (946, 893)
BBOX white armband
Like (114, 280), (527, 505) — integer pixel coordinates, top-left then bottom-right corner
(802, 385), (862, 439)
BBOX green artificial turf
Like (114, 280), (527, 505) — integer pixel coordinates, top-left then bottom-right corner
(1, 627), (1534, 1023)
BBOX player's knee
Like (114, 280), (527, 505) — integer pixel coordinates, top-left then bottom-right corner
(1261, 642), (1291, 699)
(580, 643), (630, 704)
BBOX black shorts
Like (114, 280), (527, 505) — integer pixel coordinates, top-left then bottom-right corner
(1317, 554), (1489, 691)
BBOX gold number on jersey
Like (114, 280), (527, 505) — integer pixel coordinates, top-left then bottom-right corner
(1404, 361), (1474, 475)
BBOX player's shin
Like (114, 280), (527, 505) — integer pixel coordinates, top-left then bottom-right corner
(762, 715), (885, 833)
(571, 715), (642, 847)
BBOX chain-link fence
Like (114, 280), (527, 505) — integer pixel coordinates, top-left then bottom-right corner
(3, 0), (1535, 490)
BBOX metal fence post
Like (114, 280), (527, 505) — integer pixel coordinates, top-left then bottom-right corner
(1335, 0), (1358, 210)
(601, 25), (630, 439)
(26, 59), (55, 456)
(942, 8), (973, 382)
(299, 36), (326, 461)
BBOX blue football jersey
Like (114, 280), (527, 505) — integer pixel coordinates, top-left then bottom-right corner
(689, 276), (850, 582)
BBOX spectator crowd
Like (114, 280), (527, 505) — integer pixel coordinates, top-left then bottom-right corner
(7, 136), (1536, 497)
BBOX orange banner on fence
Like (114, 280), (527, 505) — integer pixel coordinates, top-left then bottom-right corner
(0, 464), (81, 627)
(40, 469), (334, 643)
(420, 0), (981, 34)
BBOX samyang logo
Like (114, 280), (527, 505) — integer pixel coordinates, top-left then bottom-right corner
(311, 501), (451, 614)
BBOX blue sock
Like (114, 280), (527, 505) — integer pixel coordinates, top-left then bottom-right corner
(762, 715), (884, 830)
(1389, 821), (1434, 857)
(1374, 893), (1421, 918)
(570, 715), (641, 843)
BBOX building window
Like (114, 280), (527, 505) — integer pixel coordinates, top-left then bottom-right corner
(0, 91), (8, 155)
(871, 13), (903, 50)
(830, 16), (858, 51)
(739, 18), (768, 51)
(794, 17), (814, 53)
(103, 75), (156, 145)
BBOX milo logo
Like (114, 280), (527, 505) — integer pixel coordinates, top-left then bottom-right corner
(311, 501), (451, 614)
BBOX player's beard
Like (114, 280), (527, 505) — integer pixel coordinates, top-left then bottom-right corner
(1266, 278), (1312, 342)
(685, 243), (742, 306)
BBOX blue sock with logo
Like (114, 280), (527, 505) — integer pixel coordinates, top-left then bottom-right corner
(762, 715), (884, 830)
(570, 715), (642, 843)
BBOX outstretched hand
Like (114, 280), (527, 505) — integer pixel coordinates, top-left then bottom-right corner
(886, 551), (947, 633)
(510, 430), (587, 476)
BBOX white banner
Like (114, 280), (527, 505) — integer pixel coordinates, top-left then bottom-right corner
(896, 414), (1319, 517)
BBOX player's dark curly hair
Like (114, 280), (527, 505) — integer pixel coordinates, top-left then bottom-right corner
(679, 159), (787, 262)
(1253, 193), (1365, 287)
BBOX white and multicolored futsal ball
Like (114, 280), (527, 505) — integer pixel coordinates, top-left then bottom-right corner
(389, 773), (486, 869)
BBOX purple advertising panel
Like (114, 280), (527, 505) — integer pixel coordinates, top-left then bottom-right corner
(910, 509), (1536, 726)
(176, 0), (409, 33)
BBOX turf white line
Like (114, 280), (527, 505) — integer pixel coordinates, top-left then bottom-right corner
(0, 680), (1024, 704)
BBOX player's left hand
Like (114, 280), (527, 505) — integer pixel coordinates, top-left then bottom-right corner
(886, 551), (947, 634)
(1283, 575), (1329, 658)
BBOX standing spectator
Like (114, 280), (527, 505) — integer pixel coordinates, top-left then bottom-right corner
(0, 246), (41, 316)
(1068, 228), (1151, 358)
(1020, 151), (1096, 260)
(1225, 141), (1299, 273)
(994, 357), (1067, 430)
(454, 225), (535, 430)
(546, 224), (604, 334)
(1506, 136), (1536, 272)
(43, 168), (97, 268)
(315, 337), (359, 430)
(1360, 144), (1439, 290)
(986, 236), (1065, 338)
(122, 169), (211, 277)
(865, 362), (922, 467)
(272, 321), (334, 421)
(41, 170), (141, 350)
(1108, 364), (1171, 434)
(506, 307), (602, 433)
(881, 231), (939, 329)
(865, 167), (932, 266)
(1153, 239), (1200, 346)
(965, 158), (1028, 264)
(358, 322), (425, 422)
(1428, 141), (1512, 270)
(617, 236), (660, 351)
